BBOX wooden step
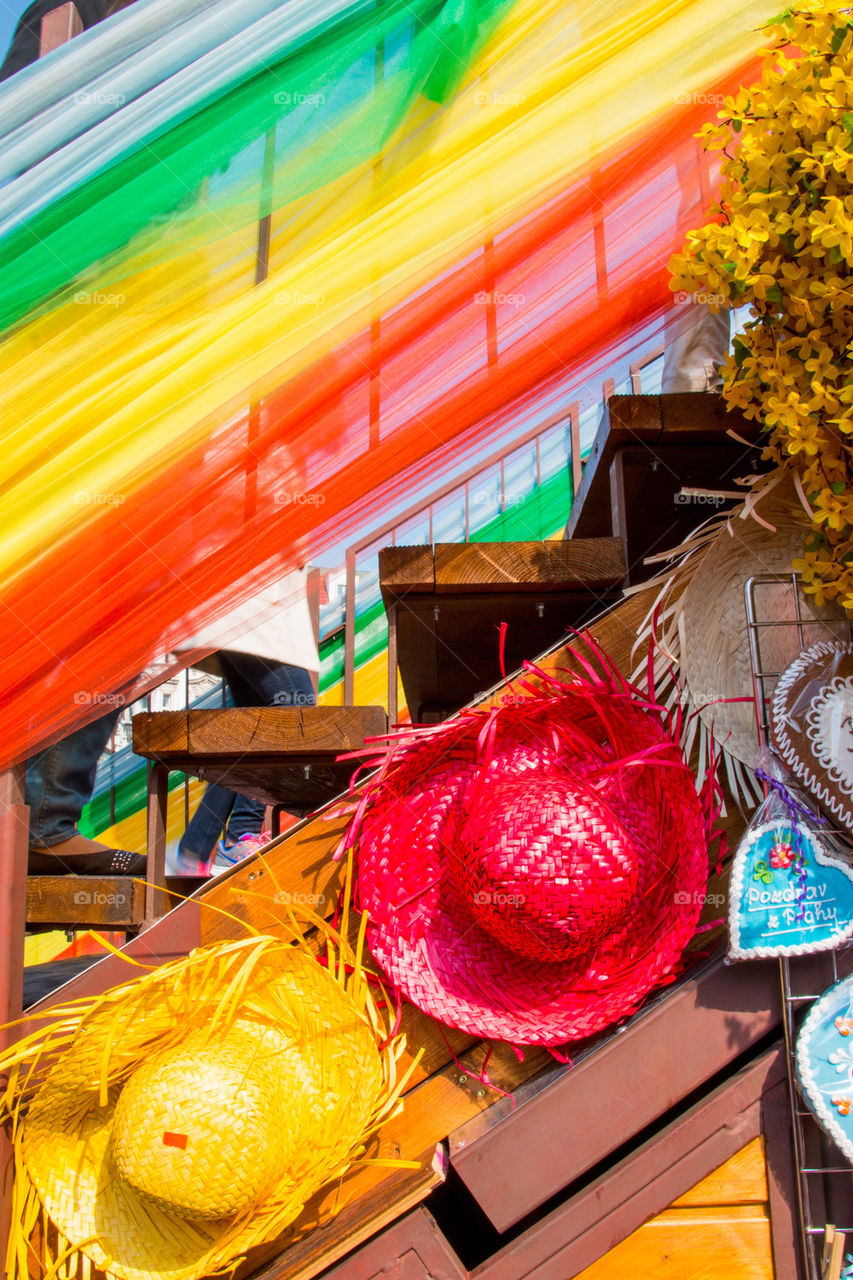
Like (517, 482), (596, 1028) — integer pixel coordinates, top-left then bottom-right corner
(132, 705), (387, 810)
(380, 538), (626, 721)
(567, 393), (766, 584)
(26, 874), (146, 928)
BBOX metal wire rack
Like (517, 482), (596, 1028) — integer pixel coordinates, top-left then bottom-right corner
(745, 572), (853, 1280)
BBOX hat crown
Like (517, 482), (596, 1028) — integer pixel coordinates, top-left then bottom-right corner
(451, 775), (639, 962)
(111, 1033), (289, 1219)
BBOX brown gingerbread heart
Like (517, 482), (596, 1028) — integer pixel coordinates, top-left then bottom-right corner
(771, 640), (853, 834)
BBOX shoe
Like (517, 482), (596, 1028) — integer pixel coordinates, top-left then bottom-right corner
(173, 847), (213, 877)
(28, 834), (146, 877)
(210, 830), (272, 873)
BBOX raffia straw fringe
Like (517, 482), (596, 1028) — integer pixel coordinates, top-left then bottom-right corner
(630, 468), (838, 813)
(0, 888), (420, 1280)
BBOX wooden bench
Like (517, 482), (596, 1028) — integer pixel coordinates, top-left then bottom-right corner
(132, 704), (388, 870)
(380, 539), (626, 721)
(567, 393), (765, 584)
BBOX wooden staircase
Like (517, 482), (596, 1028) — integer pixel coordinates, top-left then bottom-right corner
(5, 394), (812, 1280)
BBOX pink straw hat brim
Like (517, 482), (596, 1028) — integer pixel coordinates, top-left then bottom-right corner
(354, 677), (708, 1047)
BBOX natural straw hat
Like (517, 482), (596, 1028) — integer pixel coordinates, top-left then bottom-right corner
(340, 641), (710, 1047)
(636, 474), (843, 803)
(0, 921), (414, 1280)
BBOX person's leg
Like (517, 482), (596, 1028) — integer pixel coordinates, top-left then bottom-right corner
(26, 708), (145, 874)
(178, 783), (235, 860)
(215, 654), (316, 850)
(27, 708), (123, 847)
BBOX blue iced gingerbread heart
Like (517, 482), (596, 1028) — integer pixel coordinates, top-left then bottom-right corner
(728, 820), (853, 959)
(797, 973), (853, 1165)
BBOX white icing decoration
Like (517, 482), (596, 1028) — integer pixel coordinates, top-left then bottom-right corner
(808, 678), (853, 798)
(772, 640), (853, 832)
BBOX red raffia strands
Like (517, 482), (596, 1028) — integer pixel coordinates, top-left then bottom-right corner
(0, 62), (761, 766)
(338, 634), (714, 1048)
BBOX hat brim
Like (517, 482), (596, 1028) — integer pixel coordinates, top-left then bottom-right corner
(15, 940), (391, 1280)
(355, 688), (707, 1046)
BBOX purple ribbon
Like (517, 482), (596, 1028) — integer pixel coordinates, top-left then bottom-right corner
(755, 767), (826, 923)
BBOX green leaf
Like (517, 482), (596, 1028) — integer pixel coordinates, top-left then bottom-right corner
(732, 118), (742, 133)
(766, 6), (793, 25)
(830, 244), (844, 265)
(721, 261), (737, 274)
(732, 336), (749, 367)
(832, 23), (848, 52)
(780, 231), (798, 255)
(832, 481), (846, 494)
(765, 284), (783, 302)
(842, 112), (853, 137)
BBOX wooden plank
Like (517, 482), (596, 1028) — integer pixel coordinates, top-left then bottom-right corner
(25, 876), (145, 926)
(131, 709), (189, 755)
(761, 1080), (805, 1280)
(433, 541), (625, 592)
(473, 1048), (783, 1280)
(379, 546), (435, 594)
(314, 1207), (467, 1280)
(567, 394), (761, 545)
(133, 707), (386, 759)
(571, 1206), (773, 1280)
(672, 1137), (768, 1207)
(188, 707), (386, 755)
(450, 956), (783, 1231)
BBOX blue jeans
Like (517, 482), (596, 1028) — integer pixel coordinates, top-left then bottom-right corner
(26, 707), (123, 846)
(179, 655), (316, 858)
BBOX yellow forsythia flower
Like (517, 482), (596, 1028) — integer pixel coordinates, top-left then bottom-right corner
(669, 1), (853, 610)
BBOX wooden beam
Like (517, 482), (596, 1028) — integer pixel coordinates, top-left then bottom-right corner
(472, 1048), (786, 1280)
(450, 956), (784, 1231)
(26, 875), (145, 927)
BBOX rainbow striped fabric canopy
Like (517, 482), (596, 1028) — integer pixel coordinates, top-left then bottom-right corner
(0, 0), (770, 764)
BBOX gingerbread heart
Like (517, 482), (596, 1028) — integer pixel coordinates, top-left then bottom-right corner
(771, 640), (853, 835)
(728, 819), (853, 958)
(797, 973), (853, 1164)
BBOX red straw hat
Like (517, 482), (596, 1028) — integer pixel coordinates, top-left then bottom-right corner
(342, 642), (710, 1047)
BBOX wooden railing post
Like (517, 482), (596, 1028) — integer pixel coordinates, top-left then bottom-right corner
(0, 764), (29, 1266)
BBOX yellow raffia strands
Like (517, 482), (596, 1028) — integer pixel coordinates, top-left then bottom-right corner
(0, 0), (770, 581)
(0, 896), (420, 1280)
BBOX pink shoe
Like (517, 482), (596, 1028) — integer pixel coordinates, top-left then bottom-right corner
(211, 830), (272, 872)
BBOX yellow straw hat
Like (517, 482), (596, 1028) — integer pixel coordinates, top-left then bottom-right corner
(0, 923), (414, 1280)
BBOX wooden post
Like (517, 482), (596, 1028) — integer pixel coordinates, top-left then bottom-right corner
(143, 764), (169, 927)
(0, 764), (29, 1266)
